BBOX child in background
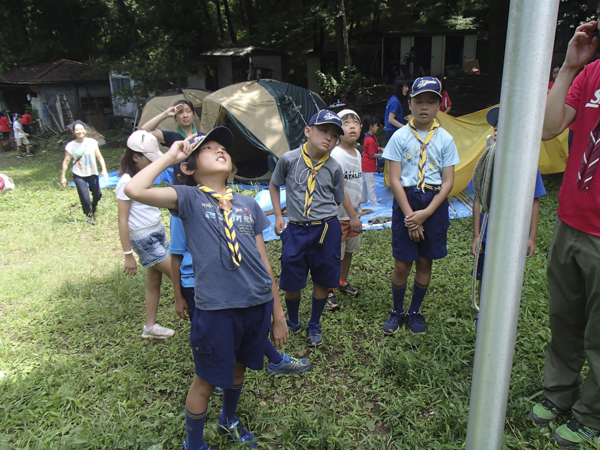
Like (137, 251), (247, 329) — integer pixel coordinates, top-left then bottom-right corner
(60, 123), (109, 224)
(439, 79), (452, 114)
(326, 109), (364, 311)
(470, 106), (545, 327)
(382, 77), (460, 335)
(116, 130), (174, 340)
(13, 114), (33, 158)
(361, 116), (383, 205)
(124, 128), (289, 450)
(384, 79), (410, 141)
(270, 110), (345, 347)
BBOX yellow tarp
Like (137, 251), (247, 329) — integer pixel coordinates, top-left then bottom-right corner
(384, 107), (569, 197)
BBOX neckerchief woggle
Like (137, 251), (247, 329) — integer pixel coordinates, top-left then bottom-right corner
(197, 185), (242, 267)
(407, 117), (440, 192)
(301, 142), (329, 217)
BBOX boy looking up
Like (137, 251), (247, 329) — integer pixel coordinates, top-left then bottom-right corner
(381, 77), (460, 335)
(270, 110), (345, 346)
(326, 109), (364, 311)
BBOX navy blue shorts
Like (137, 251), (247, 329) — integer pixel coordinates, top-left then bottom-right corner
(391, 188), (449, 261)
(279, 217), (342, 291)
(189, 299), (273, 389)
(473, 242), (486, 281)
(182, 286), (196, 321)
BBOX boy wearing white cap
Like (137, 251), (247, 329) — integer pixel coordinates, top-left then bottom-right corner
(326, 109), (364, 310)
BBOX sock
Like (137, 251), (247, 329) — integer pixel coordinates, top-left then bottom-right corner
(308, 294), (327, 325)
(339, 280), (346, 286)
(185, 407), (207, 450)
(220, 382), (243, 426)
(264, 338), (283, 365)
(285, 295), (301, 325)
(408, 281), (429, 314)
(392, 282), (407, 314)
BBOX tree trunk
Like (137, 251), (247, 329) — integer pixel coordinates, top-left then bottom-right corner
(334, 0), (351, 71)
(222, 0), (238, 45)
(214, 0), (226, 41)
(244, 0), (259, 36)
(371, 0), (381, 33)
(488, 0), (510, 85)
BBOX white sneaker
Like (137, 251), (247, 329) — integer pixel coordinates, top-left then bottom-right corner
(142, 323), (175, 339)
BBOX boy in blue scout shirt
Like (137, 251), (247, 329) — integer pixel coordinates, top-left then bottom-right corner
(124, 127), (289, 450)
(269, 110), (346, 347)
(382, 77), (460, 335)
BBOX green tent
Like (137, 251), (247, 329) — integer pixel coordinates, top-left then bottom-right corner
(200, 80), (326, 181)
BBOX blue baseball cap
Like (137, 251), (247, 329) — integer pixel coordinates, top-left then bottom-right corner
(308, 110), (344, 135)
(486, 106), (500, 127)
(409, 77), (442, 99)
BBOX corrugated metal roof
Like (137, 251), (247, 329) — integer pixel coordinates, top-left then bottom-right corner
(201, 46), (283, 57)
(1, 59), (105, 84)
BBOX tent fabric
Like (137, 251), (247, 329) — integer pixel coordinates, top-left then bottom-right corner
(384, 107), (569, 197)
(200, 80), (326, 180)
(137, 88), (210, 134)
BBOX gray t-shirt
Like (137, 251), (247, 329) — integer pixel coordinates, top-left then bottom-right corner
(170, 185), (273, 310)
(271, 148), (345, 222)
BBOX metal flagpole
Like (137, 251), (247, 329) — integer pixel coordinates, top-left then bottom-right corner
(465, 0), (560, 448)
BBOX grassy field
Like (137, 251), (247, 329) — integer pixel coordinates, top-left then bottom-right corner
(0, 137), (595, 450)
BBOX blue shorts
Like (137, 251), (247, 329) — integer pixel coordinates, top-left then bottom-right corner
(189, 299), (273, 389)
(130, 225), (169, 268)
(182, 286), (196, 321)
(391, 187), (449, 261)
(279, 216), (342, 291)
(473, 242), (486, 281)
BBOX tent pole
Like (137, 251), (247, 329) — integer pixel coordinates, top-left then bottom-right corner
(465, 0), (560, 448)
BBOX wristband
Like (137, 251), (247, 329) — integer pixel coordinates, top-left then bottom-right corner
(123, 250), (133, 255)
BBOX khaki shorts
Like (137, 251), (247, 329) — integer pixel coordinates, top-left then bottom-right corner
(341, 234), (360, 258)
(16, 136), (29, 146)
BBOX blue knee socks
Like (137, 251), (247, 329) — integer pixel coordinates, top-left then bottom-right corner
(392, 282), (407, 314)
(285, 295), (301, 325)
(408, 281), (429, 314)
(309, 294), (327, 325)
(185, 407), (207, 450)
(220, 382), (243, 426)
(264, 338), (283, 365)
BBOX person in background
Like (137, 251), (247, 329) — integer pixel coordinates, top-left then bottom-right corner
(384, 79), (410, 142)
(440, 79), (452, 114)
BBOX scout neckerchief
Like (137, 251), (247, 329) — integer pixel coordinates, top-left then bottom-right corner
(197, 185), (242, 267)
(177, 124), (197, 139)
(577, 113), (600, 191)
(301, 142), (329, 217)
(407, 117), (440, 192)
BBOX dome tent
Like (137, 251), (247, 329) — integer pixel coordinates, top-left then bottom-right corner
(137, 88), (210, 134)
(199, 80), (326, 182)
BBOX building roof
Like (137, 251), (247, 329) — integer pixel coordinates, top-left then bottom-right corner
(0, 59), (105, 85)
(201, 46), (284, 57)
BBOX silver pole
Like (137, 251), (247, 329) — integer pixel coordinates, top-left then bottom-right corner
(465, 0), (560, 448)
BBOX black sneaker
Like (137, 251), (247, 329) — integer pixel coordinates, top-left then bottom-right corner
(16, 154), (23, 158)
(286, 318), (302, 335)
(383, 311), (404, 335)
(530, 398), (568, 428)
(325, 289), (339, 311)
(338, 281), (359, 297)
(25, 152), (33, 157)
(406, 312), (426, 335)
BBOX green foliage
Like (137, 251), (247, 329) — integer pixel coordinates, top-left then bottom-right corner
(315, 66), (363, 104)
(1, 148), (598, 449)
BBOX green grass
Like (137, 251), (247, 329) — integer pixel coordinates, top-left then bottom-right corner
(0, 144), (596, 450)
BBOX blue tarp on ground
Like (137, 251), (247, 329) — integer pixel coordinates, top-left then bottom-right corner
(249, 173), (474, 242)
(71, 172), (473, 242)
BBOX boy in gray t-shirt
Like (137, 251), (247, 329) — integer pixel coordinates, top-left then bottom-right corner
(270, 110), (345, 347)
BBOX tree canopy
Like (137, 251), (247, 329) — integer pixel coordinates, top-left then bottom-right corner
(0, 0), (596, 90)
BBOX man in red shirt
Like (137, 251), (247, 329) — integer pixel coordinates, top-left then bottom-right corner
(0, 114), (11, 140)
(529, 18), (600, 449)
(21, 112), (32, 134)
